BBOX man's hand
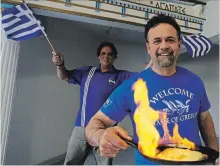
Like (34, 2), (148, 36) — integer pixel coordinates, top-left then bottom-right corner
(52, 51), (68, 80)
(98, 126), (132, 158)
(52, 51), (64, 66)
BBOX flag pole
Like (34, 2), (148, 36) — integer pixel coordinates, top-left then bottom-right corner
(22, 0), (56, 53)
(41, 30), (56, 53)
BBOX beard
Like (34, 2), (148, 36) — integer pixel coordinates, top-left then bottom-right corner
(156, 49), (175, 67)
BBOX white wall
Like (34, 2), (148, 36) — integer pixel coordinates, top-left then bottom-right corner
(202, 0), (220, 38)
(5, 16), (219, 165)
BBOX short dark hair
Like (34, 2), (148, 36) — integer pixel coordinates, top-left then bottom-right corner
(97, 41), (118, 58)
(144, 14), (181, 42)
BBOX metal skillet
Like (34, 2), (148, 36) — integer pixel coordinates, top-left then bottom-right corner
(121, 138), (219, 165)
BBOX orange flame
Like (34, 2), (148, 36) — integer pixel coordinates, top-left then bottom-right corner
(172, 123), (195, 149)
(158, 112), (172, 145)
(132, 78), (195, 157)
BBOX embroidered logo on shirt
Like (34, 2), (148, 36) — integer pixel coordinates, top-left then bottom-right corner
(103, 98), (112, 108)
(109, 78), (116, 85)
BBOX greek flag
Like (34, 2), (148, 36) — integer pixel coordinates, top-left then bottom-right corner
(181, 35), (214, 58)
(2, 3), (45, 41)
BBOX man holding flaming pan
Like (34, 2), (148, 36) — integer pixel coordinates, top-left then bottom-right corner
(85, 14), (219, 165)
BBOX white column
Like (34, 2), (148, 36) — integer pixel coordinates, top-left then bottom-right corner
(1, 25), (20, 164)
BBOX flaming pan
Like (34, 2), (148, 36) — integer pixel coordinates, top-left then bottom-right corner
(122, 138), (219, 165)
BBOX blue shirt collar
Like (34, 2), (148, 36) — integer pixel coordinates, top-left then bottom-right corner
(96, 64), (117, 72)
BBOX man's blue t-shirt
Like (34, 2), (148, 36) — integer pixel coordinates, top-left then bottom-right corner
(100, 66), (211, 165)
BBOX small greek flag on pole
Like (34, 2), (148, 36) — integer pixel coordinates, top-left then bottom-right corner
(2, 3), (45, 41)
(2, 3), (56, 52)
(181, 35), (214, 58)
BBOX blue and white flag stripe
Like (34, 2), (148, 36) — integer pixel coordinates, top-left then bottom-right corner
(181, 35), (214, 58)
(2, 3), (44, 41)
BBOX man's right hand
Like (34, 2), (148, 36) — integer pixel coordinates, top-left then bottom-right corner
(52, 51), (64, 66)
(98, 126), (132, 158)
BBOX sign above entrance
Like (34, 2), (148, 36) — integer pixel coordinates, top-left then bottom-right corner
(2, 0), (207, 35)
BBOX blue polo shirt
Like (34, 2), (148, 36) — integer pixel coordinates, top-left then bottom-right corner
(67, 65), (137, 127)
(100, 66), (211, 165)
